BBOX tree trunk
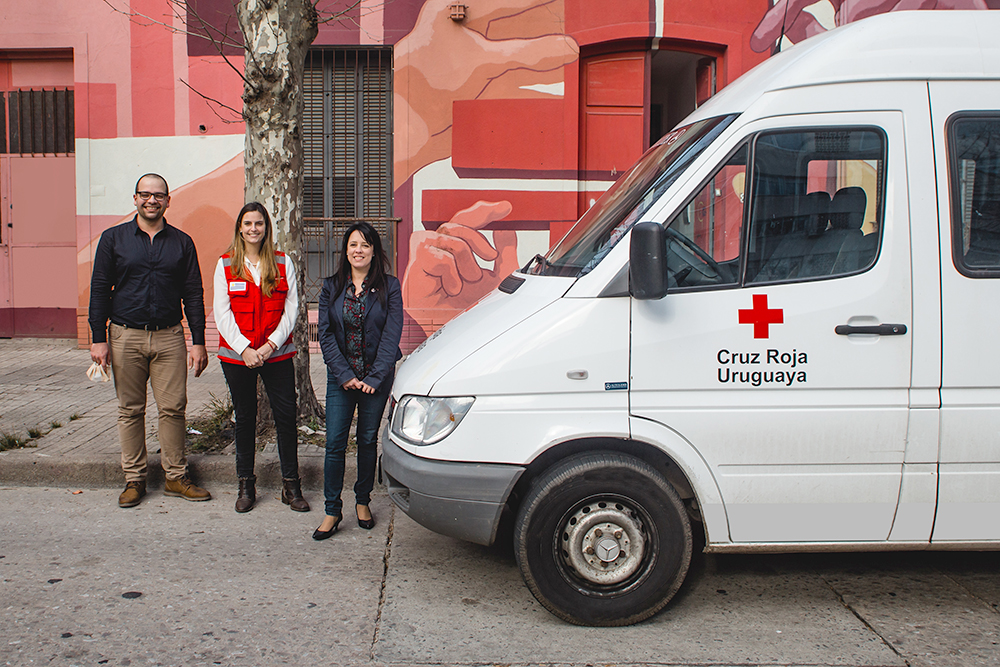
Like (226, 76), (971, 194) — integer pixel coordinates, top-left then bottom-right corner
(238, 0), (323, 423)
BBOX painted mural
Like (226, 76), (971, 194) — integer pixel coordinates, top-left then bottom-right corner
(0, 0), (995, 349)
(750, 0), (992, 53)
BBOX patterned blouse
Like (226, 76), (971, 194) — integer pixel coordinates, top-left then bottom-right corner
(343, 278), (369, 380)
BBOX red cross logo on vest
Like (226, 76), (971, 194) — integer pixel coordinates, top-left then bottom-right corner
(739, 294), (783, 339)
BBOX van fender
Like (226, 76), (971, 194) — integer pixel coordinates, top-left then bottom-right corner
(629, 415), (731, 546)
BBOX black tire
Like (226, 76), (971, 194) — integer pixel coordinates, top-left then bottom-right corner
(514, 452), (693, 626)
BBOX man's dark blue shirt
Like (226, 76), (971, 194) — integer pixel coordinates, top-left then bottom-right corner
(88, 217), (206, 345)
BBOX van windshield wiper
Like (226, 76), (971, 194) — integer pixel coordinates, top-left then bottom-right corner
(524, 253), (548, 274)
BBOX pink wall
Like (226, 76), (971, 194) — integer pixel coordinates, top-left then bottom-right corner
(1, 0), (245, 340)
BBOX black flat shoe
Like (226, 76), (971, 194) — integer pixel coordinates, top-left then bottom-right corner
(357, 506), (375, 530)
(312, 514), (342, 540)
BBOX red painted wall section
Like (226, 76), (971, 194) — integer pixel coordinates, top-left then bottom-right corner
(568, 0), (770, 88)
(77, 83), (118, 139)
(452, 99), (574, 178)
(185, 0), (243, 57)
(470, 0), (567, 39)
(660, 0), (771, 85)
(316, 0), (363, 45)
(422, 190), (577, 230)
(314, 0), (425, 45)
(130, 0), (176, 137)
(566, 0), (652, 46)
(187, 56), (245, 135)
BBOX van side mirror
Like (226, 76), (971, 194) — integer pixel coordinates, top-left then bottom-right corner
(630, 222), (668, 300)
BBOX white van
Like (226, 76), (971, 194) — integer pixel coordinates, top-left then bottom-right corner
(382, 11), (1000, 626)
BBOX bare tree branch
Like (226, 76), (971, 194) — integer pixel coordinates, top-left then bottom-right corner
(101, 0), (257, 110)
(100, 0), (243, 50)
(186, 0), (259, 93)
(312, 0), (369, 26)
(179, 78), (244, 122)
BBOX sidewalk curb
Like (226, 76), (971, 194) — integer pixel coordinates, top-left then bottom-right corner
(0, 450), (331, 491)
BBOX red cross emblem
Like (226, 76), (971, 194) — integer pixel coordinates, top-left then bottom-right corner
(739, 294), (783, 339)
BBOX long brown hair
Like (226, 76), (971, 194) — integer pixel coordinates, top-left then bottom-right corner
(227, 202), (280, 297)
(330, 221), (391, 307)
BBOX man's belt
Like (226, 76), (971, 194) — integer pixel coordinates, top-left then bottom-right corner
(111, 321), (179, 332)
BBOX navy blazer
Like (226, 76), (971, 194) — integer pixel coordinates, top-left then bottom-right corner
(318, 274), (403, 392)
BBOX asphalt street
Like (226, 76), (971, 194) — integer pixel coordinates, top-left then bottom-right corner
(2, 486), (999, 667)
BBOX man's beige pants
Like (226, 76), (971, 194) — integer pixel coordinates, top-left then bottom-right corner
(109, 323), (188, 482)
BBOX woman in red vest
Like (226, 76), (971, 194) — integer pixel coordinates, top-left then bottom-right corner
(213, 202), (309, 514)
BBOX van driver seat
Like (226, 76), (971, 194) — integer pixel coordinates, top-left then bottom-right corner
(828, 187), (873, 274)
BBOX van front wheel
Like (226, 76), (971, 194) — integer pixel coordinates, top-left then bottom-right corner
(514, 452), (693, 626)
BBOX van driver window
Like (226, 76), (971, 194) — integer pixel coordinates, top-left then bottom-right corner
(664, 145), (747, 289)
(950, 115), (1000, 276)
(745, 128), (885, 285)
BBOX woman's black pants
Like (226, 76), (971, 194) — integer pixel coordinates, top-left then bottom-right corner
(220, 357), (299, 479)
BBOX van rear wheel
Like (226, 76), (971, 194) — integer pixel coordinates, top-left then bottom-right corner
(514, 452), (693, 626)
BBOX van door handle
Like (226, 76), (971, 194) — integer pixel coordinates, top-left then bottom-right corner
(834, 324), (907, 336)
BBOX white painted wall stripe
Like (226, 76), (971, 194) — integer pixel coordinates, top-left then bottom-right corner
(77, 135), (244, 216)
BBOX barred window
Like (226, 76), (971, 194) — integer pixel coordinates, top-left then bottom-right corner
(302, 48), (392, 219)
(300, 48), (394, 306)
(2, 89), (75, 155)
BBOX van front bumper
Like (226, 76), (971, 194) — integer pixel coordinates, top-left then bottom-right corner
(381, 435), (525, 546)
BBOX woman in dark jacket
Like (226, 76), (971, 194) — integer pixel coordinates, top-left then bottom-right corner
(313, 221), (402, 539)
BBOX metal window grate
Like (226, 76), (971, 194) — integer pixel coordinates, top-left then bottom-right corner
(5, 88), (74, 155)
(301, 48), (393, 305)
(302, 48), (392, 220)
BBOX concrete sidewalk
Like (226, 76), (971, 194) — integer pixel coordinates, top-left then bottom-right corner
(0, 338), (344, 493)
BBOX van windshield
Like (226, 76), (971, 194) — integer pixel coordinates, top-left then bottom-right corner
(529, 114), (737, 277)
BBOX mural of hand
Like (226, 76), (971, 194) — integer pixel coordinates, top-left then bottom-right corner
(393, 0), (579, 189)
(751, 0), (988, 53)
(402, 201), (520, 311)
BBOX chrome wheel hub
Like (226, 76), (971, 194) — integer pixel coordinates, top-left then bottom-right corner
(560, 501), (645, 585)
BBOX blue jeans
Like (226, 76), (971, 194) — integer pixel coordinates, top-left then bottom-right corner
(323, 372), (392, 517)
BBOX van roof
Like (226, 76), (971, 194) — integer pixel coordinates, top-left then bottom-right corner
(689, 10), (1000, 119)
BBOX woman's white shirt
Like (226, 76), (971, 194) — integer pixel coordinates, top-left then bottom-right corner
(213, 255), (298, 355)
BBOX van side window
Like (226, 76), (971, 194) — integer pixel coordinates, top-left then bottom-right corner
(745, 128), (884, 285)
(949, 115), (1000, 276)
(664, 145), (747, 288)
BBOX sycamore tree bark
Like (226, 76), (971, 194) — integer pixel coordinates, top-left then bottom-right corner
(238, 0), (323, 422)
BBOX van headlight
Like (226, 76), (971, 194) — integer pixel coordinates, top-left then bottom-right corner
(391, 395), (475, 445)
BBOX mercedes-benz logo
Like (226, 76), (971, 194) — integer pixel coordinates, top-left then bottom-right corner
(595, 537), (621, 562)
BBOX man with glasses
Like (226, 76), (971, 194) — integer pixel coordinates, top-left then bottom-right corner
(89, 173), (211, 508)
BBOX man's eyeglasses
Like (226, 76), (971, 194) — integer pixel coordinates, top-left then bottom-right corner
(136, 192), (168, 202)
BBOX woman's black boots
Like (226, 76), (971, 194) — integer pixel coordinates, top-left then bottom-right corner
(282, 477), (310, 512)
(235, 476), (256, 513)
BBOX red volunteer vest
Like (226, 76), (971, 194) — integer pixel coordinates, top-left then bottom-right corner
(218, 252), (296, 365)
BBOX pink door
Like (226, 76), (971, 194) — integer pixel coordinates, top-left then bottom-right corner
(0, 57), (77, 337)
(5, 154), (77, 336)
